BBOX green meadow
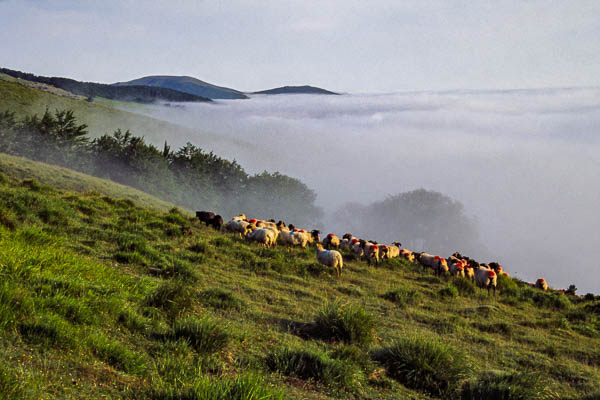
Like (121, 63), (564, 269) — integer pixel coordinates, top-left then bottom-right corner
(0, 157), (599, 399)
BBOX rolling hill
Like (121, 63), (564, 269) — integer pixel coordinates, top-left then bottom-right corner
(114, 75), (248, 100)
(0, 67), (211, 103)
(0, 153), (599, 399)
(252, 85), (339, 95)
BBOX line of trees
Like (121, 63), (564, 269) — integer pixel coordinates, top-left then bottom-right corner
(0, 109), (323, 226)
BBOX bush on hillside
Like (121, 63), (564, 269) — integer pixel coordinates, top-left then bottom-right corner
(172, 317), (230, 355)
(266, 347), (361, 390)
(313, 301), (375, 347)
(371, 335), (469, 397)
(381, 288), (421, 308)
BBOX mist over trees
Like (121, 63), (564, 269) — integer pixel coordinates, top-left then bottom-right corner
(331, 189), (486, 257)
(0, 108), (322, 226)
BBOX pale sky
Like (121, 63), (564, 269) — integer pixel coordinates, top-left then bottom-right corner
(1, 0), (599, 93)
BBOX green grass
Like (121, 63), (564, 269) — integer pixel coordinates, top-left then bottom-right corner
(0, 164), (599, 399)
(371, 335), (469, 397)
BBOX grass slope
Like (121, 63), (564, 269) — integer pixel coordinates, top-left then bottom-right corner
(0, 76), (199, 143)
(0, 153), (176, 211)
(0, 165), (599, 399)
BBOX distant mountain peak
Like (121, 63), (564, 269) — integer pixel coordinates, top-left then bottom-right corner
(252, 85), (338, 95)
(114, 75), (248, 100)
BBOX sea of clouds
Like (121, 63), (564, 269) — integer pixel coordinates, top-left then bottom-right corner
(128, 88), (600, 294)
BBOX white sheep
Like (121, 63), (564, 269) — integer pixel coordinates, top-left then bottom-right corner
(245, 228), (277, 248)
(223, 219), (254, 238)
(475, 267), (497, 295)
(315, 243), (343, 277)
(449, 259), (466, 278)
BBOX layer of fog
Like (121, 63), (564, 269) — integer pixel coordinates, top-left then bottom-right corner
(125, 89), (600, 294)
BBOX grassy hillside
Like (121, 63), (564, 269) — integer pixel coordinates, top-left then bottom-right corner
(0, 68), (211, 103)
(0, 161), (600, 399)
(0, 153), (176, 211)
(0, 75), (199, 143)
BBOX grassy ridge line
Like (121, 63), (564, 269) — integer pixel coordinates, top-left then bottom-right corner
(0, 153), (177, 212)
(0, 77), (195, 142)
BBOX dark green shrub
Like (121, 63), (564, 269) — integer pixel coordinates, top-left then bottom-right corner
(266, 347), (360, 389)
(199, 288), (245, 310)
(382, 288), (420, 308)
(461, 370), (550, 400)
(497, 275), (518, 297)
(330, 344), (372, 370)
(313, 301), (375, 347)
(372, 335), (469, 397)
(451, 278), (477, 296)
(143, 280), (195, 317)
(172, 317), (230, 354)
(520, 287), (571, 310)
(438, 284), (459, 298)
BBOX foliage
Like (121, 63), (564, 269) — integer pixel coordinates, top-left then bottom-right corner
(461, 370), (550, 400)
(313, 301), (376, 347)
(372, 335), (469, 397)
(172, 317), (230, 354)
(266, 346), (361, 390)
(381, 288), (421, 308)
(0, 109), (322, 223)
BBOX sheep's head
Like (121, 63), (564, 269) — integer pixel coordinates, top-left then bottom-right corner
(392, 241), (401, 247)
(342, 233), (353, 240)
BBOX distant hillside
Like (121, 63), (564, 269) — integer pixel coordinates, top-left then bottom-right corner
(0, 75), (201, 143)
(114, 75), (248, 100)
(252, 85), (338, 95)
(0, 67), (211, 103)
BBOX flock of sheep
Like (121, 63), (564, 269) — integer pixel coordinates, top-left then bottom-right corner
(195, 211), (551, 295)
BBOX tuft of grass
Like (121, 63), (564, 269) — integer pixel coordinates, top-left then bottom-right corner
(438, 284), (459, 298)
(266, 346), (361, 390)
(372, 335), (469, 397)
(145, 373), (284, 400)
(143, 280), (195, 318)
(18, 313), (75, 347)
(88, 333), (148, 374)
(313, 301), (376, 347)
(336, 285), (365, 297)
(461, 370), (551, 400)
(497, 275), (519, 297)
(451, 278), (477, 296)
(382, 288), (421, 308)
(0, 364), (22, 399)
(199, 288), (245, 310)
(172, 316), (231, 354)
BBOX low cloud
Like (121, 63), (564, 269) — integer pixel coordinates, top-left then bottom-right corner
(123, 88), (600, 294)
